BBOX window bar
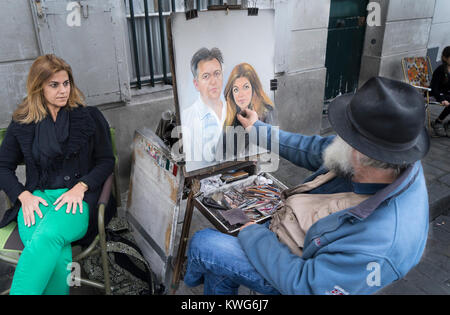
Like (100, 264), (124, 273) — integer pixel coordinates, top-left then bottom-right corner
(171, 0), (176, 12)
(129, 0), (141, 89)
(143, 0), (155, 87)
(158, 0), (168, 84)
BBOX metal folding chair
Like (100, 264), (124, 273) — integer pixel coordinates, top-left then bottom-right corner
(0, 127), (120, 295)
(401, 56), (445, 133)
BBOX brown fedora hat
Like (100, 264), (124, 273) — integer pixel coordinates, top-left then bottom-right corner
(328, 76), (430, 165)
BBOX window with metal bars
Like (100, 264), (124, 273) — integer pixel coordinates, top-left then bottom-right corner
(124, 0), (229, 89)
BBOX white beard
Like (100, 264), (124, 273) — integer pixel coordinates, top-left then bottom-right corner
(322, 136), (355, 178)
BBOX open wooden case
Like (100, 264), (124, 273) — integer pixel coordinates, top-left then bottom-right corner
(125, 8), (287, 293)
(193, 165), (287, 235)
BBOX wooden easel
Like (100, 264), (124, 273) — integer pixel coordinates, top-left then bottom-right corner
(170, 184), (196, 293)
(169, 161), (256, 293)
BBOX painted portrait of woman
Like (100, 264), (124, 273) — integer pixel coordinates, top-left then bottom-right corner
(224, 63), (275, 127)
(170, 10), (275, 173)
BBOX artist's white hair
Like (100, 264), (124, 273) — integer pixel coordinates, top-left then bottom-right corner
(323, 136), (354, 177)
(323, 136), (410, 177)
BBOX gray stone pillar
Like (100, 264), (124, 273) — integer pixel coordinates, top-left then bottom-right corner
(427, 0), (450, 70)
(359, 0), (435, 85)
(274, 0), (330, 135)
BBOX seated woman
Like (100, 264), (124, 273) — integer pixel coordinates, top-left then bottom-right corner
(224, 63), (275, 127)
(431, 46), (450, 136)
(0, 54), (116, 295)
(220, 63), (276, 160)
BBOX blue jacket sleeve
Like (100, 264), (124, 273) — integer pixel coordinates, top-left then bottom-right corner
(238, 224), (399, 295)
(253, 121), (334, 172)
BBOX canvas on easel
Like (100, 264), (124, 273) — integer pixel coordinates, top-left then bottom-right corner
(169, 9), (277, 177)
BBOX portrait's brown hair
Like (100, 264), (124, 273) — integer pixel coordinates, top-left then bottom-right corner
(224, 63), (274, 126)
(13, 54), (85, 124)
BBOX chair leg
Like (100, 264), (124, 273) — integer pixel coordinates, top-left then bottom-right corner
(98, 204), (111, 295)
(73, 237), (99, 262)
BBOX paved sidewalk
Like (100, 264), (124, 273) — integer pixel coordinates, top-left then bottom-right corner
(377, 213), (450, 294)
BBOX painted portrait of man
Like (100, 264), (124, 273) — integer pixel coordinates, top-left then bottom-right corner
(171, 10), (275, 174)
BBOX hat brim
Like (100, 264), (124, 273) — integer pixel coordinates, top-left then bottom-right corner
(328, 93), (430, 165)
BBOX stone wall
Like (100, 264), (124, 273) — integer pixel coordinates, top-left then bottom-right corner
(359, 0), (435, 85)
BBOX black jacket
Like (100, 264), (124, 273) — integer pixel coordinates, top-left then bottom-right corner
(430, 64), (450, 102)
(0, 106), (116, 246)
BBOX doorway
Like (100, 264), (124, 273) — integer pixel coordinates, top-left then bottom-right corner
(324, 0), (368, 101)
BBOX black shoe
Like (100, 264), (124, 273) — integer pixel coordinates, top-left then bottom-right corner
(432, 121), (446, 137)
(444, 121), (450, 137)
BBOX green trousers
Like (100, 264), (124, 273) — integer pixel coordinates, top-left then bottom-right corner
(10, 189), (89, 295)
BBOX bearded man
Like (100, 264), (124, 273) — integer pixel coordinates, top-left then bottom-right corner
(183, 77), (430, 295)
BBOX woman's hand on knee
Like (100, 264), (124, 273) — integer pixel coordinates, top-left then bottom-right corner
(54, 183), (87, 214)
(18, 191), (47, 227)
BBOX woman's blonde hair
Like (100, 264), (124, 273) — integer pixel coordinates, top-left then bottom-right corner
(224, 63), (274, 126)
(13, 54), (85, 124)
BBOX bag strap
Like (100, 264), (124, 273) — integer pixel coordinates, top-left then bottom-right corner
(281, 171), (337, 200)
(105, 229), (156, 294)
(113, 252), (154, 292)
